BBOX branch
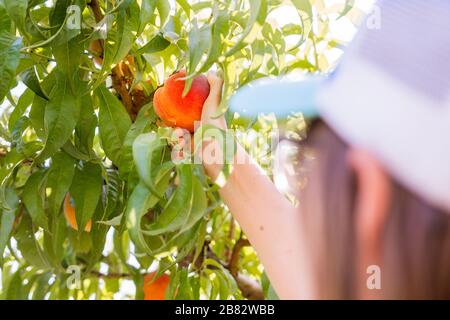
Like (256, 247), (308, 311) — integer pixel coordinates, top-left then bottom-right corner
(88, 0), (139, 120)
(88, 0), (103, 23)
(182, 239), (264, 300)
(228, 236), (250, 277)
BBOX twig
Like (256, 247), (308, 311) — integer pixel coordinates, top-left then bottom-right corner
(228, 236), (250, 277)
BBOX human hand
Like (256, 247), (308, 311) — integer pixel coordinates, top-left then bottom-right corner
(200, 71), (226, 130)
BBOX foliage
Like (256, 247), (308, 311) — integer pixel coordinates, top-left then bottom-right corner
(0, 0), (362, 299)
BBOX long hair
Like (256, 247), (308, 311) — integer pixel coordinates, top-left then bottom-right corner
(297, 121), (450, 299)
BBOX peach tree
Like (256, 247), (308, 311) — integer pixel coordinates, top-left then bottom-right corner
(0, 0), (360, 299)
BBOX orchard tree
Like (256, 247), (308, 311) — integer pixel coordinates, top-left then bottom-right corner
(0, 0), (361, 299)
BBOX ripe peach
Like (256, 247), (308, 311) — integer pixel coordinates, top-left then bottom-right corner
(153, 70), (210, 133)
(143, 272), (170, 300)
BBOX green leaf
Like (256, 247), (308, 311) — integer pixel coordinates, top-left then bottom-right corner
(52, 36), (84, 87)
(46, 151), (76, 217)
(0, 6), (12, 31)
(35, 72), (80, 163)
(126, 165), (173, 253)
(19, 67), (47, 100)
(291, 0), (312, 17)
(184, 20), (210, 96)
(9, 88), (34, 131)
(15, 214), (49, 268)
(224, 0), (267, 57)
(196, 9), (229, 74)
(338, 0), (355, 19)
(110, 8), (138, 66)
(135, 33), (170, 55)
(96, 85), (132, 166)
(156, 0), (171, 27)
(138, 0), (157, 35)
(0, 31), (22, 102)
(22, 170), (48, 230)
(43, 213), (68, 267)
(31, 273), (52, 300)
(176, 175), (207, 234)
(70, 162), (103, 232)
(0, 188), (19, 264)
(125, 182), (153, 253)
(4, 0), (28, 32)
(119, 104), (154, 176)
(29, 73), (56, 139)
(143, 164), (193, 235)
(132, 132), (167, 198)
(74, 94), (97, 158)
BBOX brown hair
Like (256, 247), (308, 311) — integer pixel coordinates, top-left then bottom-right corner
(297, 120), (450, 299)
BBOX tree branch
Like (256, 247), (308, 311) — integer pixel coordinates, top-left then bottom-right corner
(228, 236), (250, 277)
(88, 0), (138, 120)
(88, 0), (104, 24)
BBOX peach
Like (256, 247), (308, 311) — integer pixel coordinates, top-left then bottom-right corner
(143, 272), (171, 300)
(153, 70), (210, 133)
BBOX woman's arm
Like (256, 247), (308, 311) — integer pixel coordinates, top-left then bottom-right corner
(200, 73), (312, 299)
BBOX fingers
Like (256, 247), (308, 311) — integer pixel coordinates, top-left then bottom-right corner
(204, 71), (224, 108)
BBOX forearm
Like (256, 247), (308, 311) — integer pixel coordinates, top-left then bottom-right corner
(205, 144), (309, 299)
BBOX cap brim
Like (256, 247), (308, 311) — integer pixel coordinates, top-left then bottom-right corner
(228, 74), (327, 118)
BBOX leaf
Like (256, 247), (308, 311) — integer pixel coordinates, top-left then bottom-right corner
(156, 0), (171, 27)
(224, 0), (267, 57)
(43, 213), (68, 267)
(6, 269), (27, 299)
(9, 88), (34, 131)
(74, 94), (97, 158)
(196, 9), (229, 74)
(4, 0), (28, 32)
(143, 164), (193, 235)
(29, 72), (56, 139)
(183, 20), (210, 96)
(35, 72), (80, 163)
(176, 175), (207, 234)
(22, 170), (48, 230)
(52, 36), (84, 87)
(69, 162), (103, 232)
(110, 8), (138, 66)
(19, 67), (47, 100)
(125, 182), (153, 253)
(46, 151), (76, 217)
(126, 165), (173, 253)
(0, 188), (19, 264)
(0, 6), (11, 31)
(338, 0), (355, 19)
(96, 85), (132, 166)
(138, 0), (157, 35)
(31, 273), (53, 300)
(15, 214), (50, 268)
(291, 0), (312, 17)
(119, 104), (154, 176)
(0, 31), (22, 102)
(132, 133), (167, 198)
(135, 33), (170, 55)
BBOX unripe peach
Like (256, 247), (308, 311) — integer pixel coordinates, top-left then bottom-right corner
(153, 70), (210, 133)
